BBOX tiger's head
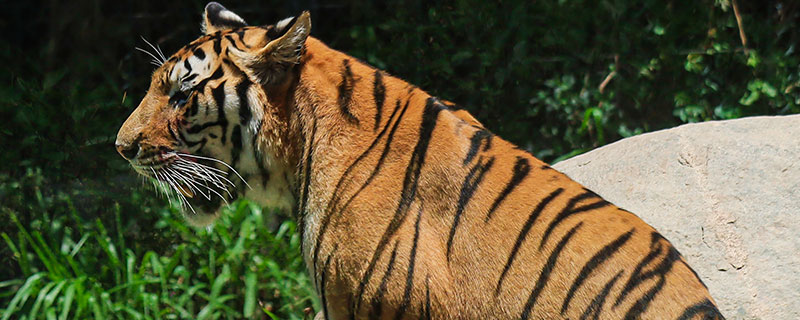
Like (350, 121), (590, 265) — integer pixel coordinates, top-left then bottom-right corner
(115, 2), (310, 226)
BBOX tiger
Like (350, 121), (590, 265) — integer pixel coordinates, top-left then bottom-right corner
(115, 2), (725, 319)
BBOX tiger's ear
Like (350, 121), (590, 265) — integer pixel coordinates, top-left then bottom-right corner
(202, 2), (247, 34)
(229, 11), (311, 85)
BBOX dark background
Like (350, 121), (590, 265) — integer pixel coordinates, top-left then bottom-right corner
(1, 0), (797, 318)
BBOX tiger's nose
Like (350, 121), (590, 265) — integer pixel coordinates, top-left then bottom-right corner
(116, 142), (140, 160)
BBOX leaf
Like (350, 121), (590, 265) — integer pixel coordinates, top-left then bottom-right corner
(243, 272), (257, 317)
(739, 90), (760, 106)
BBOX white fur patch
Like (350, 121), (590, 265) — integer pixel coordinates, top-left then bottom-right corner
(219, 10), (246, 25)
(275, 16), (295, 31)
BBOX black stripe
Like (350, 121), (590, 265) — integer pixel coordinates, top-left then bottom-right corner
(495, 188), (564, 296)
(213, 37), (222, 55)
(613, 238), (662, 307)
(561, 229), (635, 314)
(337, 59), (360, 125)
(463, 129), (492, 165)
(624, 278), (667, 319)
(676, 299), (722, 320)
(210, 81), (229, 143)
(183, 59), (192, 73)
(423, 277), (431, 320)
(167, 122), (179, 142)
(193, 48), (206, 60)
(618, 232), (681, 319)
(225, 34), (242, 50)
(185, 120), (224, 134)
(539, 190), (610, 250)
(183, 82), (228, 136)
(369, 240), (400, 319)
(446, 156), (495, 261)
(319, 246), (337, 320)
(192, 67), (225, 95)
(216, 84), (229, 145)
(209, 67), (225, 80)
(311, 98), (406, 282)
(373, 70), (386, 131)
(231, 125), (242, 167)
(580, 271), (624, 320)
(353, 98), (443, 316)
(613, 232), (670, 306)
(236, 79), (252, 124)
(394, 206), (424, 319)
(186, 92), (199, 117)
(485, 157), (531, 222)
(520, 222), (583, 319)
(235, 30), (250, 48)
(181, 73), (198, 83)
(252, 119), (270, 185)
(265, 25), (280, 39)
(296, 118), (317, 247)
(334, 99), (409, 214)
(184, 136), (207, 151)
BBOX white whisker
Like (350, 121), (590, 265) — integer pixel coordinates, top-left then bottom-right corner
(155, 44), (167, 63)
(171, 167), (230, 204)
(140, 36), (166, 65)
(173, 159), (235, 189)
(176, 153), (251, 189)
(160, 168), (196, 214)
(135, 47), (164, 67)
(173, 162), (234, 199)
(151, 168), (171, 202)
(168, 167), (212, 201)
(135, 150), (250, 217)
(166, 167), (203, 198)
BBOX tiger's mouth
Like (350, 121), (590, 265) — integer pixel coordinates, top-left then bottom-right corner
(130, 151), (249, 216)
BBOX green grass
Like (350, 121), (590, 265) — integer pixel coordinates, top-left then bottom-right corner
(0, 172), (317, 319)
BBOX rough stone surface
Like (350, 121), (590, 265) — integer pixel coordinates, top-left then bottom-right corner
(554, 115), (800, 320)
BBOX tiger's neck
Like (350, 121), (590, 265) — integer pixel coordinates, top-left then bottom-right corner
(282, 39), (417, 238)
(282, 38), (493, 280)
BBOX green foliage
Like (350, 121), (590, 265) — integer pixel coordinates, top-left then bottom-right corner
(1, 0), (799, 318)
(331, 0), (800, 158)
(1, 169), (314, 319)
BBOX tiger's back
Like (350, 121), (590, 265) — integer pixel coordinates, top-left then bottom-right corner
(303, 56), (721, 318)
(115, 3), (724, 319)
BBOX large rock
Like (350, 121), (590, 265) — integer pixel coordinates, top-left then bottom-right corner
(553, 115), (800, 320)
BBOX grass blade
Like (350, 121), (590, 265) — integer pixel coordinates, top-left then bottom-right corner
(27, 280), (57, 319)
(58, 279), (78, 320)
(1, 272), (44, 320)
